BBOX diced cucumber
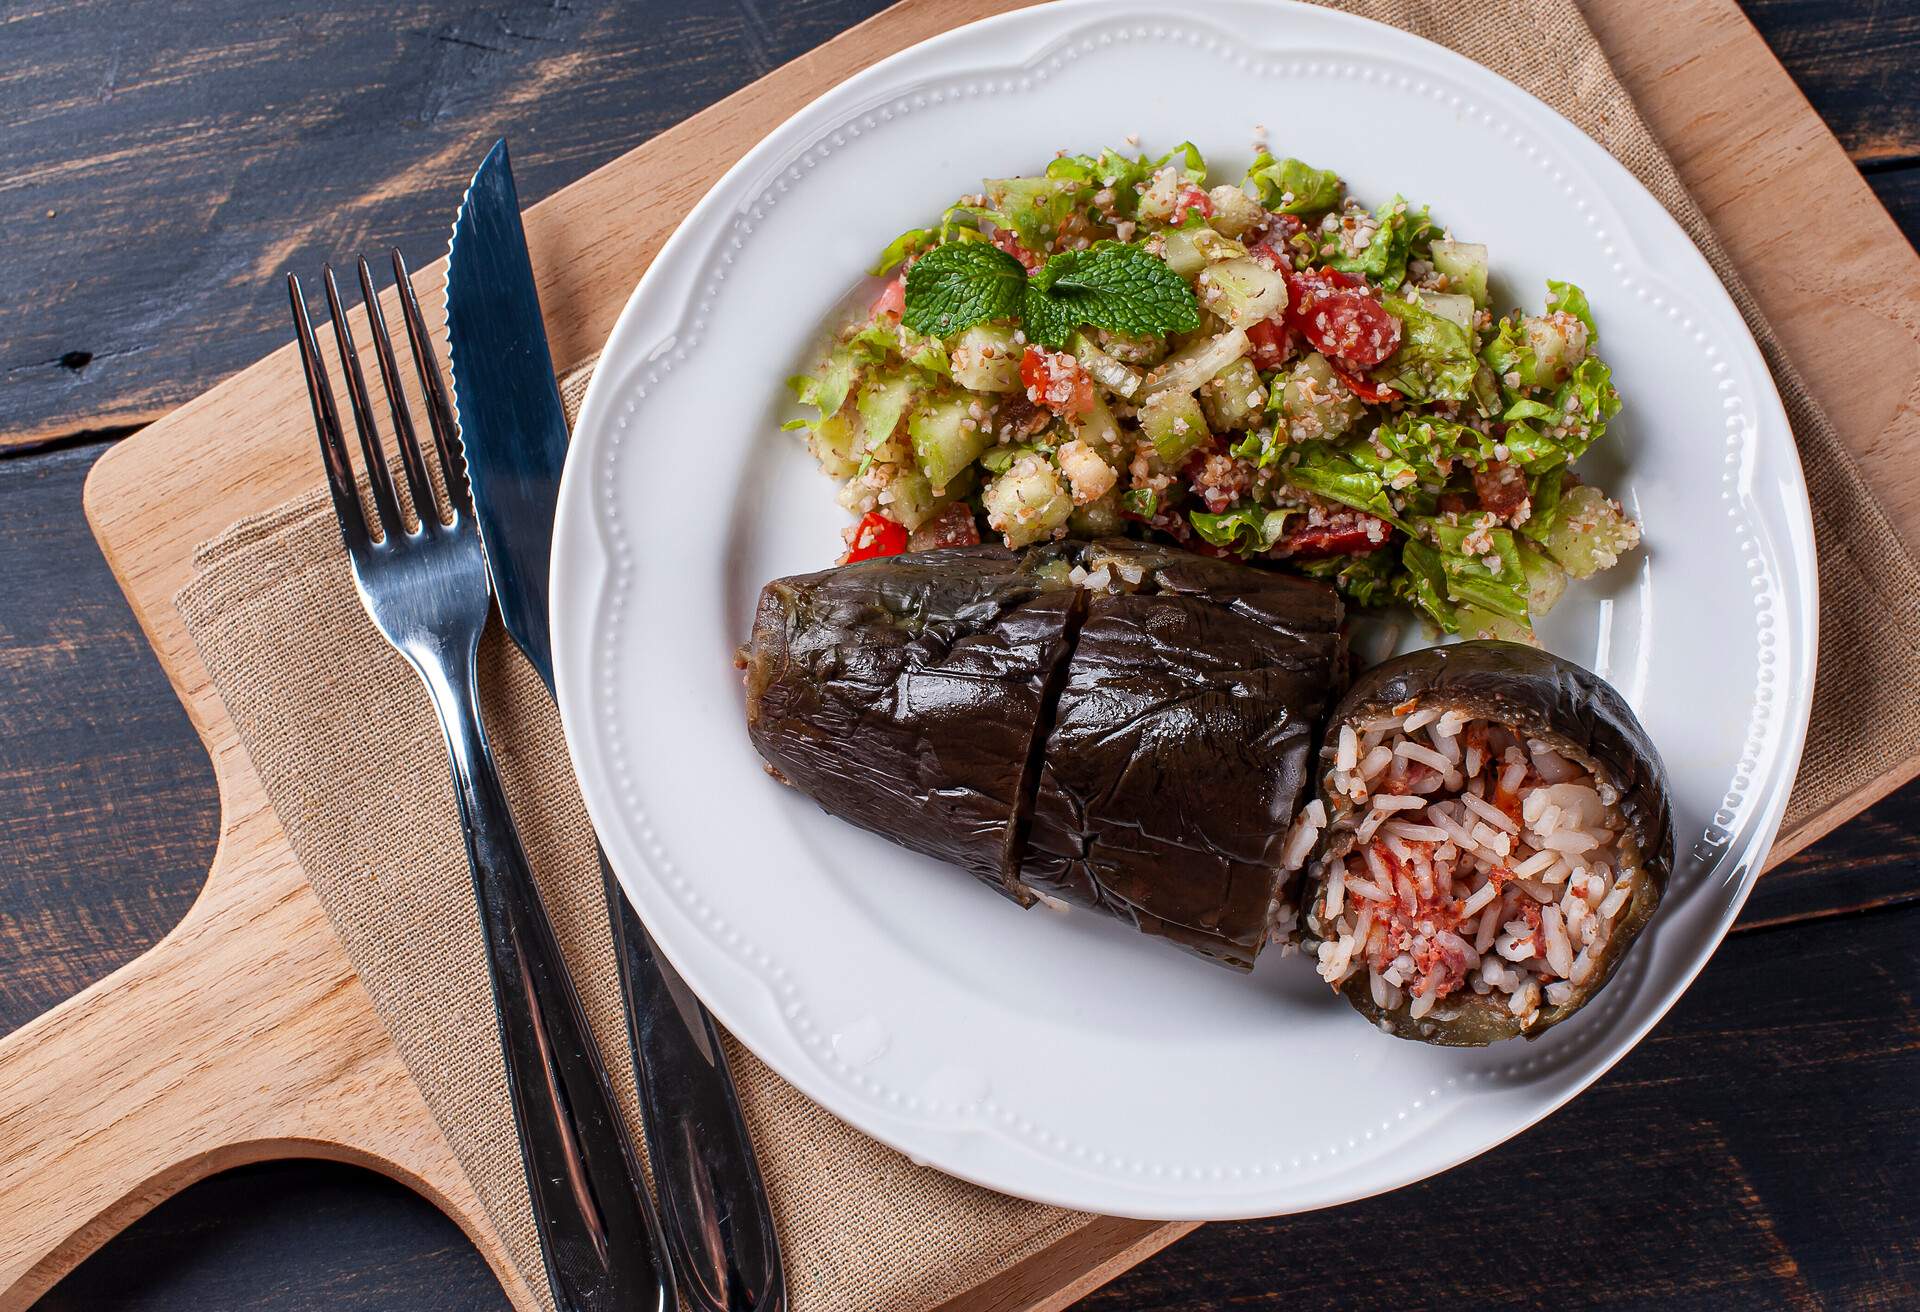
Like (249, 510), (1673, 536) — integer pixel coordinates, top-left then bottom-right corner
(885, 464), (971, 531)
(1522, 311), (1591, 386)
(1138, 390), (1212, 466)
(1516, 538), (1568, 617)
(1198, 357), (1267, 432)
(1430, 240), (1489, 308)
(908, 396), (991, 493)
(1196, 257), (1288, 330)
(1205, 184), (1268, 238)
(1538, 484), (1640, 578)
(1453, 603), (1536, 644)
(1070, 490), (1126, 536)
(1141, 328), (1251, 397)
(1072, 334), (1143, 399)
(1070, 392), (1128, 465)
(809, 412), (860, 480)
(1159, 226), (1245, 278)
(1094, 328), (1169, 366)
(983, 453), (1073, 547)
(1418, 292), (1476, 332)
(1277, 352), (1366, 441)
(856, 375), (916, 464)
(949, 324), (1023, 393)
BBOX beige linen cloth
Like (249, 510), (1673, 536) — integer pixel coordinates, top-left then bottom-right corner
(176, 2), (1920, 1307)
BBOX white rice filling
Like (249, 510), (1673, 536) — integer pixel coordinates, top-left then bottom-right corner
(1305, 706), (1641, 1029)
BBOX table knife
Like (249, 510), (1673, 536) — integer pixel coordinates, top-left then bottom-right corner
(446, 138), (786, 1312)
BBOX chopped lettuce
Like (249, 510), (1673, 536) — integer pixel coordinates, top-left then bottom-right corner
(845, 316), (949, 378)
(1494, 357), (1621, 474)
(1411, 513), (1533, 624)
(1283, 441), (1408, 529)
(1480, 313), (1535, 386)
(984, 175), (1079, 248)
(1229, 426), (1281, 467)
(1189, 504), (1297, 555)
(1368, 413), (1490, 487)
(1546, 279), (1596, 340)
(1528, 466), (1566, 530)
(1374, 296), (1477, 403)
(1319, 196), (1433, 289)
(1244, 152), (1343, 215)
(870, 228), (933, 277)
(1553, 356), (1621, 453)
(1399, 539), (1457, 632)
(869, 206), (993, 275)
(785, 350), (855, 432)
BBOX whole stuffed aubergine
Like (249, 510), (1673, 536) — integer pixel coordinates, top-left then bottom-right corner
(1299, 640), (1673, 1045)
(742, 538), (1345, 969)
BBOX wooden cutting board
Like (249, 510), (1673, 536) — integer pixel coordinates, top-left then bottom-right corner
(2, 0), (1916, 1307)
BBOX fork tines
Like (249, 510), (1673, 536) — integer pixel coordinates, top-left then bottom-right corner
(288, 251), (469, 545)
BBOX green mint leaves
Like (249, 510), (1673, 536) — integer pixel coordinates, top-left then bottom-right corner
(1023, 243), (1200, 347)
(902, 242), (1027, 338)
(900, 239), (1199, 349)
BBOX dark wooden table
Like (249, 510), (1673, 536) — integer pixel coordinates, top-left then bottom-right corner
(3, 2), (1917, 1307)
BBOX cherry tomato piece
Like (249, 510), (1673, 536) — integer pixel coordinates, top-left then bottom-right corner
(1284, 267), (1403, 368)
(1170, 185), (1213, 227)
(1019, 346), (1095, 417)
(1246, 317), (1297, 371)
(1472, 459), (1531, 520)
(990, 226), (1044, 272)
(870, 275), (905, 320)
(843, 511), (908, 564)
(1271, 515), (1393, 559)
(1328, 359), (1400, 404)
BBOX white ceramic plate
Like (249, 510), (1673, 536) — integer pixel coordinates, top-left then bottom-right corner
(552, 0), (1816, 1218)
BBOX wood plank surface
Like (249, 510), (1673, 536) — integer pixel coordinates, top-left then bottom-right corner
(4, 0), (1917, 454)
(0, 0), (1914, 1308)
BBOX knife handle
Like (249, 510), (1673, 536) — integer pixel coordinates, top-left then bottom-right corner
(601, 854), (786, 1312)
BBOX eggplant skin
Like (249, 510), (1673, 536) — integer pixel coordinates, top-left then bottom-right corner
(1310, 640), (1674, 1045)
(1020, 540), (1346, 969)
(743, 539), (1346, 968)
(743, 544), (1076, 904)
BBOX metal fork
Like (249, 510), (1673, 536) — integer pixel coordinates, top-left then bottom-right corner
(289, 253), (672, 1312)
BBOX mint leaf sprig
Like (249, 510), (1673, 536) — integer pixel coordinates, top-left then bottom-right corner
(901, 242), (1027, 337)
(1023, 243), (1200, 347)
(901, 240), (1200, 349)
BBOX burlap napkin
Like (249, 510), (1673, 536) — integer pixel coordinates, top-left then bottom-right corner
(176, 2), (1920, 1308)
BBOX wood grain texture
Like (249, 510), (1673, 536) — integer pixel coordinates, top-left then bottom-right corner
(0, 0), (891, 449)
(0, 0), (1914, 1308)
(1740, 0), (1920, 166)
(0, 443), (214, 1031)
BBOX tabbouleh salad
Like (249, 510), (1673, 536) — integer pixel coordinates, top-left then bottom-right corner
(785, 141), (1641, 640)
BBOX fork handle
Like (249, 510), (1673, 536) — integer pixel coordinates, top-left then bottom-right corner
(418, 646), (671, 1312)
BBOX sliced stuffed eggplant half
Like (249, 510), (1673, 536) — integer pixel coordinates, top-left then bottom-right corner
(742, 539), (1346, 969)
(1300, 640), (1673, 1044)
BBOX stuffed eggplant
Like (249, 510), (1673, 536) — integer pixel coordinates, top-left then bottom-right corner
(1299, 640), (1673, 1044)
(743, 539), (1345, 968)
